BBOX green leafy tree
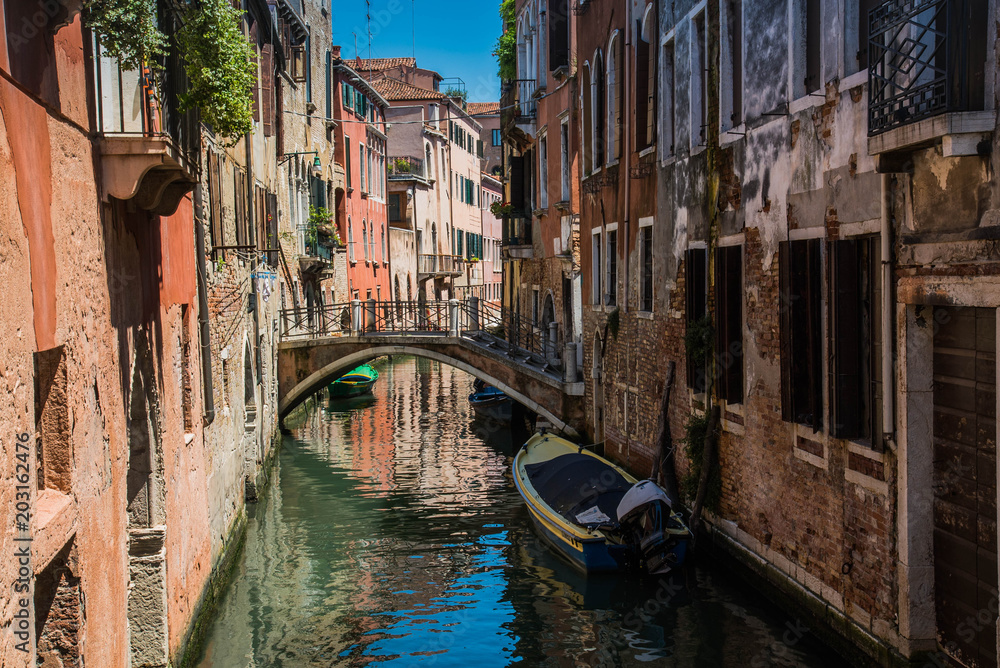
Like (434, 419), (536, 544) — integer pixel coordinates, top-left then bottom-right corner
(493, 0), (516, 81)
(83, 0), (167, 71)
(176, 0), (257, 145)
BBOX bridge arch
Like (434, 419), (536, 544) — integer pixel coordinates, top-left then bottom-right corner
(278, 345), (577, 435)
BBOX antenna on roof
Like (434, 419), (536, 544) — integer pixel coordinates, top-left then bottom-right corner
(366, 0), (372, 62)
(411, 0), (416, 59)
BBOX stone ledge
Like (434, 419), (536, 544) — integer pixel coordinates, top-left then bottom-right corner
(704, 522), (923, 667)
(868, 110), (995, 158)
(33, 488), (77, 572)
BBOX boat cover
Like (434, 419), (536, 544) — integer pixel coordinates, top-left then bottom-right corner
(524, 453), (633, 525)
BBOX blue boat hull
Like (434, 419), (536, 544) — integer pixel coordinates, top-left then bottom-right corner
(522, 499), (626, 573)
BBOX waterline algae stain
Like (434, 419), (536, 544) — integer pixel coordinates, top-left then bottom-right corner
(197, 357), (845, 667)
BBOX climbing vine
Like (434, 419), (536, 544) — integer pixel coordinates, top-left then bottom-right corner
(493, 0), (516, 81)
(680, 412), (721, 511)
(86, 0), (257, 145)
(83, 0), (166, 72)
(683, 316), (714, 370)
(176, 0), (257, 144)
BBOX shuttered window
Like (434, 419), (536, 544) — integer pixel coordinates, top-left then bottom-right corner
(261, 45), (274, 136)
(830, 236), (881, 446)
(780, 238), (824, 431)
(715, 245), (743, 403)
(686, 248), (708, 391)
(640, 225), (653, 312)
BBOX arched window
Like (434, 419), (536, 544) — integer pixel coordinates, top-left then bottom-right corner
(348, 217), (355, 262)
(370, 223), (376, 260)
(362, 221), (369, 260)
(425, 143), (433, 179)
(636, 5), (657, 151)
(591, 50), (605, 171)
(606, 32), (621, 162)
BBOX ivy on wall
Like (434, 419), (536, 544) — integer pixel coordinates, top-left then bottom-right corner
(85, 0), (257, 145)
(493, 0), (516, 81)
(176, 0), (257, 144)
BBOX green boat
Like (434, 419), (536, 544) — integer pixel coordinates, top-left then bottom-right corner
(328, 364), (379, 398)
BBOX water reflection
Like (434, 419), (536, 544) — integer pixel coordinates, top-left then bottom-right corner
(198, 357), (846, 667)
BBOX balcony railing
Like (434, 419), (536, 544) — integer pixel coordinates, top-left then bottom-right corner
(417, 254), (462, 276)
(868, 0), (987, 135)
(500, 79), (538, 130)
(93, 33), (199, 213)
(388, 156), (426, 179)
(502, 216), (532, 246)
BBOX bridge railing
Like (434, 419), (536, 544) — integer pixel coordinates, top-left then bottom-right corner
(370, 300), (451, 333)
(280, 302), (354, 338)
(279, 297), (579, 381)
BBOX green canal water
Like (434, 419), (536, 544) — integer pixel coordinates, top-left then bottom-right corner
(197, 357), (847, 667)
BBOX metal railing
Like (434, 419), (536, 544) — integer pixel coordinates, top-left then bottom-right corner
(502, 216), (532, 246)
(417, 254), (461, 276)
(868, 0), (985, 135)
(388, 155), (426, 178)
(278, 297), (580, 381)
(501, 79), (538, 129)
(93, 35), (199, 166)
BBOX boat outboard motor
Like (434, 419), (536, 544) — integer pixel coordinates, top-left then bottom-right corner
(615, 480), (685, 574)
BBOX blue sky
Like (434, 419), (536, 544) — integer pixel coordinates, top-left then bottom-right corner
(329, 0), (503, 103)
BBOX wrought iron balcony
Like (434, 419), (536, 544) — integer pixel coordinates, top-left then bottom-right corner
(502, 216), (532, 247)
(93, 36), (199, 215)
(500, 79), (538, 132)
(868, 0), (988, 137)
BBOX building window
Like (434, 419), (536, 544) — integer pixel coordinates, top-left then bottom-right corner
(848, 0), (880, 73)
(360, 145), (366, 192)
(780, 238), (823, 431)
(661, 40), (675, 158)
(691, 13), (707, 147)
(381, 227), (386, 263)
(348, 218), (355, 262)
(325, 51), (332, 119)
(685, 248), (708, 392)
(715, 245), (743, 404)
(591, 229), (602, 305)
(560, 119), (570, 202)
(345, 137), (352, 189)
(538, 135), (548, 208)
(831, 236), (881, 446)
(639, 223), (653, 312)
(721, 0), (743, 131)
(606, 32), (621, 162)
(388, 193), (402, 222)
(793, 0), (822, 97)
(592, 50), (605, 170)
(605, 226), (617, 307)
(362, 222), (369, 261)
(532, 288), (540, 325)
(492, 129), (502, 146)
(636, 8), (657, 151)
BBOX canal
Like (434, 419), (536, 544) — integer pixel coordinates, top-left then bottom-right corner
(198, 357), (846, 667)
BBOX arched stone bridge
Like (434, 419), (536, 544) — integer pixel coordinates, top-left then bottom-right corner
(276, 299), (585, 435)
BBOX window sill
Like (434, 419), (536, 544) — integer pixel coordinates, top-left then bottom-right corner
(791, 423), (828, 470)
(638, 145), (656, 159)
(660, 154), (677, 168)
(605, 159), (620, 169)
(720, 124), (747, 147)
(789, 90), (826, 115)
(636, 310), (654, 320)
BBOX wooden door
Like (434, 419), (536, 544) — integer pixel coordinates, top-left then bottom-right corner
(934, 306), (998, 667)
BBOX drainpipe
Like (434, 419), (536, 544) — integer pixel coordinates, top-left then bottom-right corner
(194, 184), (215, 423)
(881, 172), (895, 446)
(621, 3), (632, 315)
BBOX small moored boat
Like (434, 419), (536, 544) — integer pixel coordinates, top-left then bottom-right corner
(328, 364), (379, 398)
(513, 432), (690, 575)
(468, 380), (513, 423)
